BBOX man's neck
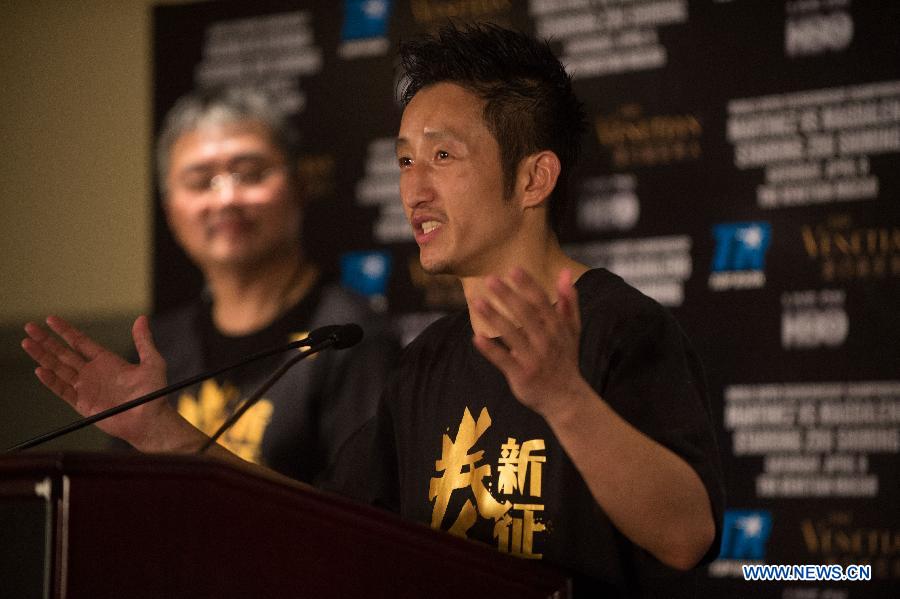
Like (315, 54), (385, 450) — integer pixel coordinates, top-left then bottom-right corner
(203, 251), (318, 336)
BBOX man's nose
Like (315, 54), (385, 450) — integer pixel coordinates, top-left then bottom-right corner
(400, 163), (434, 210)
(209, 173), (241, 205)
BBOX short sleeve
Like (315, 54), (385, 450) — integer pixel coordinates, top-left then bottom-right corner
(596, 304), (726, 566)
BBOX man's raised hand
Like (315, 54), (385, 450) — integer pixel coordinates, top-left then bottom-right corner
(22, 315), (169, 447)
(472, 267), (587, 418)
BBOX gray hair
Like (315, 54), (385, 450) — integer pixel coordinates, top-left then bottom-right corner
(156, 87), (300, 193)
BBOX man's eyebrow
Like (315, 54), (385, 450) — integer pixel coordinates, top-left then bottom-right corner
(178, 152), (272, 173)
(395, 129), (466, 151)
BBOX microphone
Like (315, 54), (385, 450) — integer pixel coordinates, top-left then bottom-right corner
(330, 323), (364, 349)
(306, 324), (341, 345)
(197, 323), (364, 453)
(7, 324), (364, 453)
(304, 323), (363, 348)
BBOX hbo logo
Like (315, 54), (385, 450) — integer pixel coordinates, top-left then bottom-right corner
(782, 308), (848, 348)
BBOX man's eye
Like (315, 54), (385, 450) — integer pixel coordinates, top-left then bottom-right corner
(398, 156), (412, 168)
(234, 167), (266, 184)
(181, 175), (213, 192)
(436, 150), (449, 160)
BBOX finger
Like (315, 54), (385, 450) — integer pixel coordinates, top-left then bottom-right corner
(34, 367), (78, 406)
(509, 268), (554, 308)
(46, 316), (104, 360)
(555, 268), (581, 334)
(24, 322), (87, 371)
(498, 270), (565, 348)
(473, 297), (530, 353)
(21, 338), (82, 387)
(473, 333), (521, 378)
(509, 268), (565, 331)
(485, 275), (547, 333)
(132, 315), (163, 367)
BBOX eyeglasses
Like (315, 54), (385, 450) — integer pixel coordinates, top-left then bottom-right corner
(177, 164), (284, 194)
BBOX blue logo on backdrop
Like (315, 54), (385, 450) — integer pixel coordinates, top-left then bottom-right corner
(341, 250), (392, 298)
(709, 222), (772, 290)
(719, 510), (773, 560)
(341, 0), (392, 41)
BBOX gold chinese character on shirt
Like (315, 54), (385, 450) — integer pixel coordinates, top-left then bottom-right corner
(429, 407), (511, 537)
(429, 407), (549, 559)
(494, 503), (547, 559)
(495, 437), (547, 558)
(497, 437), (546, 497)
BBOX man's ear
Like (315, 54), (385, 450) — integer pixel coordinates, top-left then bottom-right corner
(517, 150), (561, 210)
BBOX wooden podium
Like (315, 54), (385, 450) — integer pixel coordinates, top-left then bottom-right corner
(0, 452), (570, 598)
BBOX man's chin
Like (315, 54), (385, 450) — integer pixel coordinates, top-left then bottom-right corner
(201, 248), (266, 270)
(418, 253), (453, 276)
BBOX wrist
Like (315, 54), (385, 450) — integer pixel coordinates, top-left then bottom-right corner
(539, 376), (600, 430)
(133, 406), (205, 454)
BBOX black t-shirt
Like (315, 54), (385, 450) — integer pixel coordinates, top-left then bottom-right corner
(326, 269), (725, 597)
(150, 281), (400, 484)
(200, 283), (321, 378)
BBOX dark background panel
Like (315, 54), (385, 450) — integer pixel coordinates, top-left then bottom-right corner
(153, 2), (899, 596)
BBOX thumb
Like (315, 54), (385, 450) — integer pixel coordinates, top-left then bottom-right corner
(132, 315), (164, 367)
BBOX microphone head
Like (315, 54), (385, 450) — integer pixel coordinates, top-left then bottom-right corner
(306, 325), (342, 346)
(333, 323), (364, 349)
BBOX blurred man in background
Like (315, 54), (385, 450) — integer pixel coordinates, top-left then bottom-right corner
(152, 88), (398, 483)
(36, 88), (398, 484)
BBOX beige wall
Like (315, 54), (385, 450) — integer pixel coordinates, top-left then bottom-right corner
(0, 1), (193, 327)
(0, 1), (191, 450)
